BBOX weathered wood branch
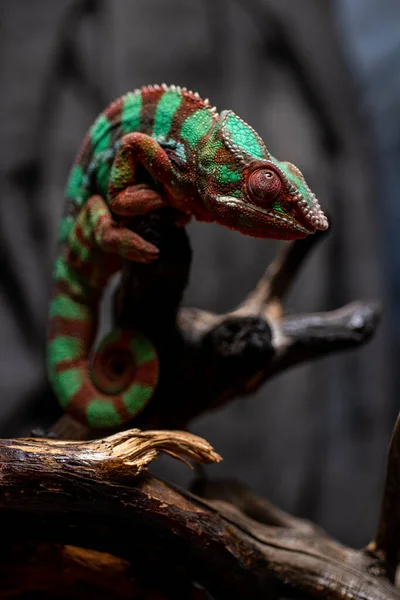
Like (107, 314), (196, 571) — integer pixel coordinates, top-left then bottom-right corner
(0, 428), (221, 479)
(191, 476), (326, 535)
(0, 431), (398, 599)
(368, 412), (400, 581)
(1, 545), (135, 600)
(0, 429), (220, 598)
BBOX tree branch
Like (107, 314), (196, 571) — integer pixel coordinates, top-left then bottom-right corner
(0, 428), (221, 480)
(191, 476), (326, 536)
(368, 412), (400, 581)
(0, 432), (398, 599)
(1, 544), (134, 600)
(234, 228), (326, 319)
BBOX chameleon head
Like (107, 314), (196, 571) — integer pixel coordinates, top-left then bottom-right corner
(197, 110), (328, 240)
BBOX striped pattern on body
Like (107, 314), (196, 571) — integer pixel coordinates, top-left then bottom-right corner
(49, 83), (325, 428)
(49, 84), (240, 429)
(48, 86), (222, 428)
(48, 86), (231, 427)
(61, 84), (220, 243)
(49, 85), (221, 428)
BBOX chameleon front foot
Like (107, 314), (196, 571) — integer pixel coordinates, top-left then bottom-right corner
(87, 195), (160, 264)
(109, 183), (166, 217)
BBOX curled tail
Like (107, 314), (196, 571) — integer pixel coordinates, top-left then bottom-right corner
(48, 259), (159, 428)
(47, 198), (159, 429)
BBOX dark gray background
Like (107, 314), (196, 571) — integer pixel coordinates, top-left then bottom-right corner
(0, 0), (399, 548)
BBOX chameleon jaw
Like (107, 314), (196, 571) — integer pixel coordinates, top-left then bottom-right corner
(226, 198), (312, 232)
(210, 196), (316, 239)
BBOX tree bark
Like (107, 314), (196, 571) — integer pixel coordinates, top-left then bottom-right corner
(0, 430), (398, 599)
(369, 412), (400, 581)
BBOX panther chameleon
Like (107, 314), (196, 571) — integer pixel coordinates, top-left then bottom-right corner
(47, 83), (328, 429)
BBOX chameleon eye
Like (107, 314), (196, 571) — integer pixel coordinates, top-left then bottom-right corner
(248, 168), (282, 205)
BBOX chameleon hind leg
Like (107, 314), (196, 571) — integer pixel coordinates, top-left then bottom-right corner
(48, 191), (160, 428)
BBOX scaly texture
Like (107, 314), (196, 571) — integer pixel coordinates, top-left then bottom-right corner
(48, 83), (328, 429)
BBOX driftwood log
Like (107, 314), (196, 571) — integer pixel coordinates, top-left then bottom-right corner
(2, 208), (397, 598)
(0, 421), (398, 599)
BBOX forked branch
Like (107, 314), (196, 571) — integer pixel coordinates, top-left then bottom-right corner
(235, 228), (326, 318)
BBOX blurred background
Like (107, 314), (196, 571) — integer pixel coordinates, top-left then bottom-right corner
(0, 0), (399, 548)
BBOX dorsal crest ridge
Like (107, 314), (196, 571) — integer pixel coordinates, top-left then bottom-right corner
(125, 84), (218, 114)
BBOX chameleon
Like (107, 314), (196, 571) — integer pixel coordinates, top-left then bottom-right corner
(48, 83), (328, 430)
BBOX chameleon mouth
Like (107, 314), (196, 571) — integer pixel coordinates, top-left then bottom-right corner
(212, 196), (313, 236)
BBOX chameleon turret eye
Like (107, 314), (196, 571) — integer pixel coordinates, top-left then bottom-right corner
(248, 168), (282, 205)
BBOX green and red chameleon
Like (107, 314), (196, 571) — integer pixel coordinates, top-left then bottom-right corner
(48, 83), (328, 430)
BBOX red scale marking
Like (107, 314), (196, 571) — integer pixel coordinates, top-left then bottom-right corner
(54, 357), (86, 374)
(76, 133), (94, 169)
(64, 249), (93, 278)
(50, 280), (87, 305)
(104, 96), (124, 126)
(49, 315), (96, 345)
(139, 86), (165, 133)
(65, 247), (106, 286)
(109, 392), (132, 423)
(74, 214), (96, 249)
(214, 145), (236, 168)
(68, 378), (98, 414)
(152, 145), (173, 183)
(134, 358), (159, 388)
(68, 379), (132, 425)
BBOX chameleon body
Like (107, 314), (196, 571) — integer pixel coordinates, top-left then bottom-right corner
(48, 83), (328, 429)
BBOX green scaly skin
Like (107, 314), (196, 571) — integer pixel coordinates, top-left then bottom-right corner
(48, 83), (328, 429)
